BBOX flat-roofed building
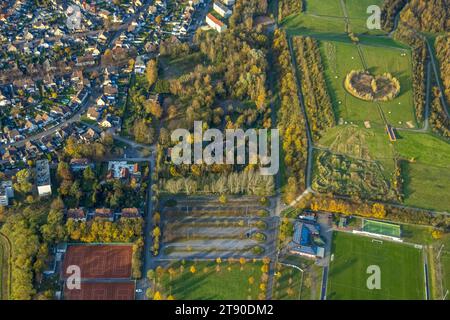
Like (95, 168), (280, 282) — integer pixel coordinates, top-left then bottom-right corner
(0, 180), (14, 206)
(36, 159), (52, 197)
(222, 0), (235, 5)
(213, 1), (232, 18)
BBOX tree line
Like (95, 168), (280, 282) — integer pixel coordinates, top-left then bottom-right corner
(310, 195), (450, 229)
(430, 87), (450, 138)
(272, 29), (308, 203)
(0, 195), (146, 299)
(293, 36), (335, 141)
(435, 35), (450, 110)
(0, 199), (65, 299)
(159, 169), (275, 197)
(400, 0), (449, 33)
(278, 0), (303, 21)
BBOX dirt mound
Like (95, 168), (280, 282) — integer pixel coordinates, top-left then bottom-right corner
(344, 70), (400, 102)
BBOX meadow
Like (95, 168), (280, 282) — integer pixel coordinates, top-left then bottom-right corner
(272, 263), (303, 300)
(441, 251), (450, 300)
(317, 126), (450, 212)
(282, 0), (385, 35)
(395, 132), (450, 212)
(155, 260), (265, 300)
(319, 40), (416, 129)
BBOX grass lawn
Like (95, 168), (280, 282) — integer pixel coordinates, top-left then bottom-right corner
(277, 255), (323, 300)
(304, 0), (343, 17)
(395, 132), (450, 212)
(327, 232), (425, 300)
(345, 0), (385, 34)
(441, 251), (450, 299)
(157, 261), (265, 300)
(273, 263), (303, 300)
(401, 224), (436, 245)
(283, 11), (346, 36)
(394, 132), (450, 167)
(0, 234), (10, 300)
(160, 52), (206, 80)
(401, 162), (450, 212)
(283, 0), (386, 36)
(319, 40), (416, 129)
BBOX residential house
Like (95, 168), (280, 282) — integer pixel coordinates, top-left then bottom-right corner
(107, 161), (140, 180)
(100, 114), (121, 129)
(66, 208), (87, 221)
(69, 158), (93, 172)
(79, 128), (99, 143)
(134, 55), (146, 74)
(206, 13), (227, 33)
(86, 107), (101, 121)
(76, 54), (96, 67)
(121, 207), (141, 218)
(94, 208), (114, 221)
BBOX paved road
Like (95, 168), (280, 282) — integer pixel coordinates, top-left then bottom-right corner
(423, 247), (430, 300)
(135, 155), (154, 300)
(320, 266), (329, 300)
(317, 213), (333, 300)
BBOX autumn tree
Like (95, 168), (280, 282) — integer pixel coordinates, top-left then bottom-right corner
(146, 59), (158, 88)
(14, 169), (33, 194)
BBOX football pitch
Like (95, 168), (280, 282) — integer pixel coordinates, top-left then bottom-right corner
(327, 232), (425, 300)
(362, 219), (401, 238)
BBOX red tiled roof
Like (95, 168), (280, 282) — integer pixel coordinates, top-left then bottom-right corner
(207, 13), (224, 27)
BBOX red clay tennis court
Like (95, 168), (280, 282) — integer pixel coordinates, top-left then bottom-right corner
(62, 245), (133, 279)
(64, 282), (135, 300)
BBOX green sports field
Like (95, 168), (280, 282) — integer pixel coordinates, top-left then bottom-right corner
(327, 232), (425, 300)
(362, 219), (401, 238)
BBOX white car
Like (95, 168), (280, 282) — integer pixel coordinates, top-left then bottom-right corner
(135, 289), (143, 293)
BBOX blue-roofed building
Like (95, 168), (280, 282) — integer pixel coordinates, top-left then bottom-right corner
(288, 220), (324, 259)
